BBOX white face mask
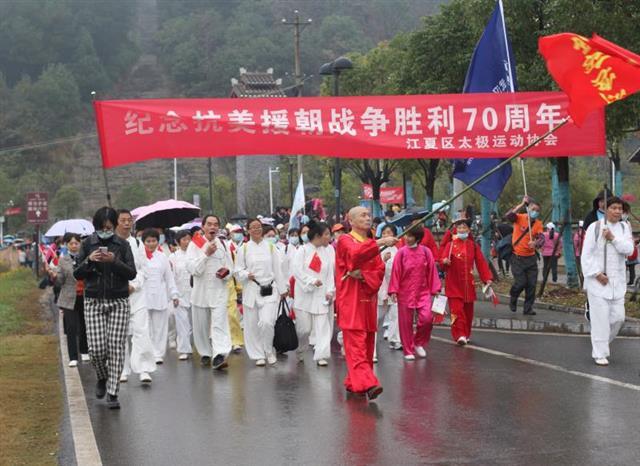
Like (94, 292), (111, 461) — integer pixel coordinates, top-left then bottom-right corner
(266, 237), (278, 245)
(301, 234), (309, 243)
(288, 236), (300, 246)
(232, 233), (244, 243)
(159, 234), (166, 244)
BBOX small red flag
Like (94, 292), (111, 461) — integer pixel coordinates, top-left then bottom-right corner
(538, 33), (640, 126)
(192, 232), (206, 249)
(308, 252), (322, 273)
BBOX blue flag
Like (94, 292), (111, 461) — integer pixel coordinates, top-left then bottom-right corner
(452, 0), (516, 202)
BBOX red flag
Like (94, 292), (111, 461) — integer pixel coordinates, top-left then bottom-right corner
(539, 33), (640, 126)
(192, 232), (206, 249)
(308, 252), (322, 273)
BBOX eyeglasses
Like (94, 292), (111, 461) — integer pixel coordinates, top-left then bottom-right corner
(248, 226), (263, 231)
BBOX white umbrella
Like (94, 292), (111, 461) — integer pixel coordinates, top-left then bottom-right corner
(45, 219), (94, 238)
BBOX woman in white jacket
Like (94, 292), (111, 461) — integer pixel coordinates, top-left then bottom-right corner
(169, 230), (193, 360)
(234, 219), (287, 366)
(581, 196), (634, 366)
(292, 220), (335, 366)
(377, 224), (401, 352)
(141, 229), (179, 364)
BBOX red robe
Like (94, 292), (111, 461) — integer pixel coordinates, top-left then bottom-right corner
(398, 226), (439, 259)
(335, 232), (385, 332)
(440, 238), (492, 303)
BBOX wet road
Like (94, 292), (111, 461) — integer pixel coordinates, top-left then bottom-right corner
(78, 331), (640, 465)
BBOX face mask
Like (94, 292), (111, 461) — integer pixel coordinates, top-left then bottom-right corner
(232, 233), (244, 243)
(528, 210), (540, 220)
(288, 236), (300, 246)
(159, 234), (165, 244)
(97, 230), (114, 240)
(301, 234), (309, 243)
(457, 232), (469, 240)
(266, 237), (278, 245)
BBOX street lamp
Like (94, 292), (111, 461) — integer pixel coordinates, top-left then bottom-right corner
(320, 57), (353, 223)
(269, 167), (280, 215)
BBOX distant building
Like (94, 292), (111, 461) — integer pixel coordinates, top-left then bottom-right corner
(231, 68), (284, 216)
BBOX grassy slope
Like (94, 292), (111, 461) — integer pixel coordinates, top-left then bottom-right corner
(0, 269), (62, 465)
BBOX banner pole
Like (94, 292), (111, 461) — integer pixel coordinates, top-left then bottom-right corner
(394, 117), (570, 242)
(92, 91), (112, 207)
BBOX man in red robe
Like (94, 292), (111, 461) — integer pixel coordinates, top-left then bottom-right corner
(336, 207), (398, 400)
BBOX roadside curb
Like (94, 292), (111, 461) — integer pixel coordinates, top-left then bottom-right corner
(57, 312), (103, 466)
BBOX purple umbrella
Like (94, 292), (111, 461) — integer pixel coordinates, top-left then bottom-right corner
(132, 200), (200, 230)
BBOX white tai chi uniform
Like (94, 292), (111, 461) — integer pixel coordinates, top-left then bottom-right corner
(186, 237), (233, 359)
(169, 248), (193, 355)
(122, 236), (156, 378)
(234, 240), (287, 361)
(292, 243), (335, 361)
(581, 219), (633, 360)
(377, 246), (400, 353)
(143, 249), (179, 360)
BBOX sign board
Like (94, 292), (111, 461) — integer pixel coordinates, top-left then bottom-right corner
(363, 185), (404, 204)
(26, 192), (48, 225)
(4, 207), (21, 216)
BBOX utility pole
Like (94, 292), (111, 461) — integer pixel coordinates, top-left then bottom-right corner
(282, 10), (312, 178)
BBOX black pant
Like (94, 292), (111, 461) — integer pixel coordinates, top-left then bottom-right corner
(498, 256), (511, 275)
(628, 264), (637, 285)
(62, 295), (88, 361)
(542, 255), (558, 283)
(510, 255), (538, 313)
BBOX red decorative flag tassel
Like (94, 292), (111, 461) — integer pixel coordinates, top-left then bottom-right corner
(308, 252), (322, 273)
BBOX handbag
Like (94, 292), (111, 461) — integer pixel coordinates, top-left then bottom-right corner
(273, 298), (298, 353)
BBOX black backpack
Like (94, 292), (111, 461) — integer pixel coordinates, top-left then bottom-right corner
(273, 298), (298, 353)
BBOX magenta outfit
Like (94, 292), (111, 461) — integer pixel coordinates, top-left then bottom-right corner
(541, 231), (562, 257)
(388, 245), (442, 356)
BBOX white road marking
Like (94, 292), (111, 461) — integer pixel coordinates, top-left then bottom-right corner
(431, 335), (640, 392)
(58, 314), (103, 465)
(434, 326), (639, 339)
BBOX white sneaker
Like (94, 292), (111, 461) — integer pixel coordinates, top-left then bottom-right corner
(155, 358), (164, 364)
(267, 354), (277, 366)
(232, 345), (243, 353)
(296, 352), (305, 363)
(415, 346), (427, 358)
(256, 359), (266, 367)
(456, 337), (468, 346)
(178, 353), (189, 361)
(140, 372), (152, 383)
(80, 354), (90, 362)
(373, 356), (378, 364)
(68, 360), (78, 367)
(594, 358), (609, 366)
(389, 341), (402, 350)
(169, 340), (177, 349)
(404, 354), (416, 361)
(317, 359), (328, 367)
(119, 374), (128, 383)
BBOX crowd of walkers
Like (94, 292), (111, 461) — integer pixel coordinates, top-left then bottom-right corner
(45, 191), (637, 409)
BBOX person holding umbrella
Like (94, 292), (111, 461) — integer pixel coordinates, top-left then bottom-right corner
(187, 215), (234, 370)
(74, 207), (137, 409)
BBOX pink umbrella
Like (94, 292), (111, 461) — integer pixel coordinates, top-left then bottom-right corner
(132, 200), (200, 229)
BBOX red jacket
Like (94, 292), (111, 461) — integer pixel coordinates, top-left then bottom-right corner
(335, 232), (385, 332)
(440, 238), (492, 303)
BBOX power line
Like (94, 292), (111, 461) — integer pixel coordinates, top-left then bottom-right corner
(0, 133), (97, 156)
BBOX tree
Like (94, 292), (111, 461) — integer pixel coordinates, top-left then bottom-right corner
(52, 185), (82, 220)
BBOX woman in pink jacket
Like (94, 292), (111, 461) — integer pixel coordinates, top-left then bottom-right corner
(388, 227), (441, 361)
(542, 222), (563, 283)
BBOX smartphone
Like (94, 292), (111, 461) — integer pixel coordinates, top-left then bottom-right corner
(98, 246), (108, 254)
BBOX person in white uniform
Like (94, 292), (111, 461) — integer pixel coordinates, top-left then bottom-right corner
(292, 220), (335, 366)
(141, 229), (179, 364)
(234, 219), (287, 366)
(169, 230), (193, 360)
(377, 224), (401, 353)
(581, 196), (634, 366)
(115, 210), (155, 384)
(186, 215), (234, 370)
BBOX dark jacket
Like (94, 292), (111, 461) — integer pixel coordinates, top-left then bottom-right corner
(583, 189), (612, 231)
(73, 233), (136, 300)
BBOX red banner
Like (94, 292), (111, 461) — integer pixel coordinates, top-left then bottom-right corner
(363, 185), (404, 204)
(94, 92), (605, 168)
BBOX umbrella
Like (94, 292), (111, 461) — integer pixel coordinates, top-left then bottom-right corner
(44, 219), (94, 238)
(230, 213), (249, 222)
(389, 203), (450, 229)
(132, 200), (200, 230)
